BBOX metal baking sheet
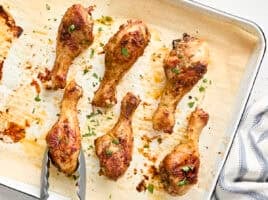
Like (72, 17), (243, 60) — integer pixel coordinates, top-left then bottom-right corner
(184, 1), (266, 199)
(0, 0), (266, 199)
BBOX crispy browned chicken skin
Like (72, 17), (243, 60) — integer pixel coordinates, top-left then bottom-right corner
(153, 34), (209, 133)
(46, 81), (83, 175)
(45, 4), (94, 89)
(159, 108), (209, 196)
(95, 92), (140, 180)
(92, 20), (150, 107)
(0, 6), (23, 81)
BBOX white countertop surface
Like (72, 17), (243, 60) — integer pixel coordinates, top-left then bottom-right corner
(0, 0), (267, 199)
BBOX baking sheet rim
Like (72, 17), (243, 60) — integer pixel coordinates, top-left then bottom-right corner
(183, 1), (267, 199)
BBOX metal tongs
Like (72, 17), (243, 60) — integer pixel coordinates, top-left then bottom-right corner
(40, 148), (86, 200)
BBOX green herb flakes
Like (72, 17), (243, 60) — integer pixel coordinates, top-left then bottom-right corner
(90, 49), (95, 59)
(93, 72), (98, 79)
(86, 110), (102, 119)
(147, 184), (154, 194)
(199, 86), (205, 92)
(112, 138), (119, 145)
(188, 101), (195, 108)
(177, 178), (188, 186)
(144, 144), (149, 148)
(45, 4), (51, 10)
(34, 95), (41, 102)
(83, 126), (96, 137)
(121, 47), (129, 57)
(171, 68), (180, 74)
(83, 68), (89, 75)
(97, 16), (114, 25)
(87, 112), (96, 119)
(106, 149), (113, 156)
(68, 24), (76, 33)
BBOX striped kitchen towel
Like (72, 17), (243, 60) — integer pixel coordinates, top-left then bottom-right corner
(214, 96), (268, 200)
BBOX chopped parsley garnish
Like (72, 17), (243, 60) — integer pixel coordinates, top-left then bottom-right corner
(34, 94), (41, 102)
(86, 110), (102, 119)
(93, 73), (98, 79)
(147, 184), (154, 193)
(199, 86), (205, 92)
(83, 126), (96, 137)
(121, 47), (129, 57)
(107, 116), (113, 120)
(97, 16), (114, 25)
(177, 178), (189, 186)
(98, 27), (103, 32)
(83, 68), (89, 75)
(99, 42), (104, 47)
(203, 78), (207, 83)
(45, 4), (51, 10)
(157, 137), (162, 144)
(106, 149), (113, 156)
(182, 166), (193, 172)
(87, 145), (93, 150)
(188, 101), (195, 108)
(90, 49), (95, 59)
(68, 24), (76, 33)
(112, 138), (120, 145)
(87, 112), (97, 119)
(171, 68), (180, 74)
(144, 144), (149, 148)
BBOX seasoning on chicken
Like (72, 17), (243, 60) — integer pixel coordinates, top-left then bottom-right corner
(0, 6), (23, 81)
(92, 20), (150, 107)
(159, 108), (209, 195)
(44, 4), (94, 89)
(95, 92), (140, 180)
(152, 34), (209, 133)
(46, 81), (82, 175)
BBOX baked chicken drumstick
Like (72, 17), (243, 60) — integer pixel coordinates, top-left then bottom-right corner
(46, 81), (83, 175)
(153, 34), (209, 133)
(159, 108), (209, 196)
(95, 92), (140, 180)
(92, 20), (150, 107)
(45, 4), (94, 89)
